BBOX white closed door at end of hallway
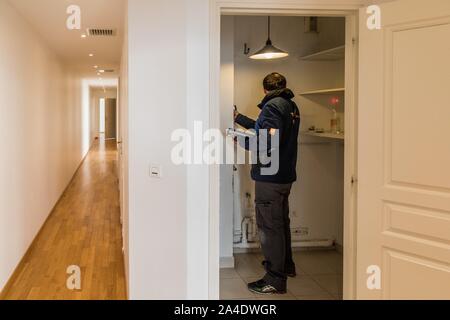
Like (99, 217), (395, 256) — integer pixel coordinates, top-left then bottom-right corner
(358, 0), (450, 300)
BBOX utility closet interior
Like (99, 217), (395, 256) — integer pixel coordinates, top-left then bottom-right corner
(220, 15), (346, 296)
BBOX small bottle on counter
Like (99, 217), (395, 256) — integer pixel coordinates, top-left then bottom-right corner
(330, 108), (340, 134)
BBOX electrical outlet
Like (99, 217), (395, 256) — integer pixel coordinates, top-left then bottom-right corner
(292, 227), (309, 236)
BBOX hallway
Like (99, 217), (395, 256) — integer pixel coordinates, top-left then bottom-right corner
(1, 139), (126, 300)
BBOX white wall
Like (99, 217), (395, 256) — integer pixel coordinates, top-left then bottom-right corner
(126, 0), (213, 300)
(127, 0), (188, 299)
(230, 16), (345, 246)
(0, 0), (89, 291)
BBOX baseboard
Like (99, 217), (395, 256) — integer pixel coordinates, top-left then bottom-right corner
(220, 256), (235, 269)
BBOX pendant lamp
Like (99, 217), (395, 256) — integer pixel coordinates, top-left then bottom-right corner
(250, 17), (289, 60)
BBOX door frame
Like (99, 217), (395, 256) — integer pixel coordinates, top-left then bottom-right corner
(208, 0), (361, 299)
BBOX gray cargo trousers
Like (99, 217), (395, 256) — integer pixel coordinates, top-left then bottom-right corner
(255, 181), (295, 291)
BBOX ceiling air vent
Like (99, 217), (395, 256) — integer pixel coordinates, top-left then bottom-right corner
(86, 28), (117, 37)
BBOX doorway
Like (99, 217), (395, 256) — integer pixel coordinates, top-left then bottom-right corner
(211, 5), (358, 300)
(91, 87), (119, 142)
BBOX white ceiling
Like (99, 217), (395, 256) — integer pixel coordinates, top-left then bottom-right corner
(10, 0), (125, 77)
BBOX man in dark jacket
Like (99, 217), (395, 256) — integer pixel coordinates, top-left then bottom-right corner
(235, 72), (300, 295)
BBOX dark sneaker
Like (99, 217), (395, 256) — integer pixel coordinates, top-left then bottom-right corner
(247, 279), (287, 295)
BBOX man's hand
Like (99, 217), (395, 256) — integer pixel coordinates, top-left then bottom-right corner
(234, 107), (256, 130)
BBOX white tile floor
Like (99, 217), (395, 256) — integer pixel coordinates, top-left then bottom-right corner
(220, 250), (343, 300)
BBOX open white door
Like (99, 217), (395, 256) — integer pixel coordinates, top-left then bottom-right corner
(358, 0), (450, 299)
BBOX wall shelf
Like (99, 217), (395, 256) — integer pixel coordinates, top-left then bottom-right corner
(299, 88), (345, 96)
(299, 45), (345, 61)
(301, 131), (345, 141)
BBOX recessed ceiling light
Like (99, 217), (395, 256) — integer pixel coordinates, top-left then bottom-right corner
(89, 53), (94, 57)
(93, 65), (98, 69)
(81, 34), (87, 38)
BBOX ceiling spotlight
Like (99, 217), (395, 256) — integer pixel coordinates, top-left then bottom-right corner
(93, 65), (98, 69)
(81, 34), (87, 38)
(89, 53), (94, 57)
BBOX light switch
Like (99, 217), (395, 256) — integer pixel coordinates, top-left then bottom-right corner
(150, 164), (162, 178)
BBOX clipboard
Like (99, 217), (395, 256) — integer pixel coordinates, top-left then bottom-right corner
(226, 128), (256, 139)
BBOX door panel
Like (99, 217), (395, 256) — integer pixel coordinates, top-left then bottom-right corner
(385, 203), (450, 243)
(389, 22), (450, 190)
(105, 98), (117, 140)
(358, 0), (450, 299)
(383, 250), (450, 300)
